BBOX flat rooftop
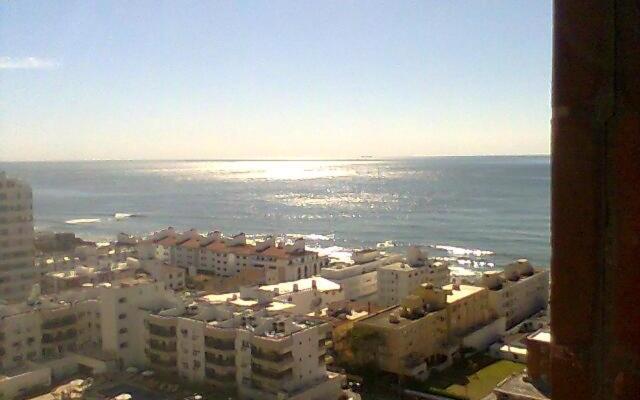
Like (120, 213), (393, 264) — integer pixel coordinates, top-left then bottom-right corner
(358, 306), (444, 329)
(442, 284), (486, 303)
(494, 373), (550, 399)
(379, 261), (415, 271)
(260, 276), (340, 294)
(529, 330), (551, 343)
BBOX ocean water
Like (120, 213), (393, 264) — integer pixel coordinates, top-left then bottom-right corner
(0, 157), (550, 268)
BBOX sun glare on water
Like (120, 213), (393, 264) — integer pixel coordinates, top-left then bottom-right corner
(153, 160), (382, 181)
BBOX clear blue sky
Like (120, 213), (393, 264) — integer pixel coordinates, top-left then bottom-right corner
(0, 1), (552, 161)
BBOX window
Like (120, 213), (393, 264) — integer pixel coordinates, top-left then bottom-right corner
(118, 313), (127, 319)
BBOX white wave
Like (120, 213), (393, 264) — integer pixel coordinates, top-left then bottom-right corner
(114, 213), (132, 220)
(287, 233), (335, 241)
(433, 245), (494, 257)
(306, 245), (353, 262)
(65, 218), (101, 225)
(449, 265), (479, 277)
(376, 240), (397, 249)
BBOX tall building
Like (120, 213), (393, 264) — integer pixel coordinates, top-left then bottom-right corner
(0, 172), (36, 303)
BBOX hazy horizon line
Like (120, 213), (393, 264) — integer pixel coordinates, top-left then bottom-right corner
(0, 153), (551, 163)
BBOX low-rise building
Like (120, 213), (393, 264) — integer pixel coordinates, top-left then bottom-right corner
(479, 260), (549, 329)
(200, 276), (345, 315)
(377, 246), (450, 307)
(0, 276), (177, 398)
(354, 283), (502, 380)
(129, 242), (186, 291)
(320, 249), (402, 301)
(483, 330), (552, 400)
(168, 230), (328, 284)
(40, 263), (134, 294)
(142, 304), (345, 400)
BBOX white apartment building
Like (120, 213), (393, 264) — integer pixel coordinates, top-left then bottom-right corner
(0, 276), (178, 398)
(377, 246), (451, 307)
(480, 259), (550, 329)
(0, 172), (36, 303)
(166, 231), (329, 283)
(200, 276), (345, 316)
(130, 242), (186, 291)
(320, 249), (402, 301)
(143, 303), (344, 400)
(152, 231), (178, 263)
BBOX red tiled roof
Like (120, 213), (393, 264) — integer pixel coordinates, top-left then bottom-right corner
(154, 236), (178, 246)
(179, 238), (201, 249)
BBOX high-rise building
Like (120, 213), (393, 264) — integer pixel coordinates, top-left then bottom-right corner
(0, 172), (36, 303)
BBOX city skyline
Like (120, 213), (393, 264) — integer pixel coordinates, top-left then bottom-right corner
(0, 2), (552, 161)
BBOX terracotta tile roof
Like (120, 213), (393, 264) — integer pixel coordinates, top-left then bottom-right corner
(154, 236), (178, 246)
(204, 241), (256, 255)
(179, 237), (201, 249)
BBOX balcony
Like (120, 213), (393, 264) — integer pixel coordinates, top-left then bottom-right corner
(205, 337), (235, 351)
(205, 352), (235, 366)
(148, 339), (177, 352)
(251, 363), (292, 380)
(42, 315), (77, 330)
(146, 352), (177, 369)
(250, 346), (292, 362)
(42, 329), (77, 344)
(205, 368), (236, 384)
(148, 324), (176, 338)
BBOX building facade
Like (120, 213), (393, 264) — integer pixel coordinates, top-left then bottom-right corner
(0, 172), (36, 303)
(480, 260), (549, 329)
(355, 283), (501, 379)
(320, 249), (402, 301)
(377, 247), (450, 307)
(143, 305), (344, 400)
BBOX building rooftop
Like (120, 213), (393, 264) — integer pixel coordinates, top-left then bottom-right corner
(529, 330), (551, 343)
(494, 373), (550, 399)
(260, 276), (340, 294)
(154, 236), (178, 247)
(380, 261), (417, 272)
(358, 305), (445, 330)
(442, 284), (486, 303)
(200, 292), (240, 304)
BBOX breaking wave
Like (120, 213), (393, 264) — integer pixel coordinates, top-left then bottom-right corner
(432, 245), (495, 257)
(65, 218), (101, 225)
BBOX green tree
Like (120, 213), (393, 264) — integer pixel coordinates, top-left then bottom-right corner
(347, 326), (385, 367)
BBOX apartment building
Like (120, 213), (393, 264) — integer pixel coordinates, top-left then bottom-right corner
(480, 259), (549, 329)
(40, 263), (134, 294)
(131, 242), (186, 291)
(143, 304), (344, 400)
(0, 276), (177, 398)
(355, 283), (502, 379)
(200, 276), (345, 315)
(152, 232), (178, 263)
(166, 230), (329, 284)
(0, 172), (36, 302)
(320, 249), (402, 301)
(377, 246), (450, 307)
